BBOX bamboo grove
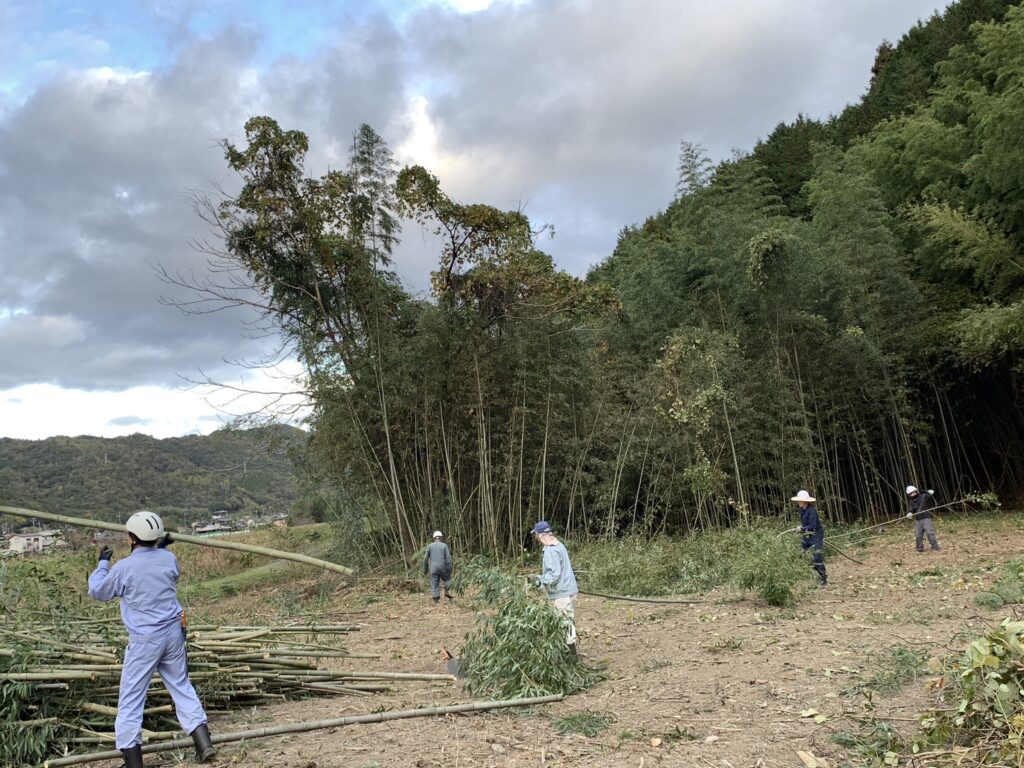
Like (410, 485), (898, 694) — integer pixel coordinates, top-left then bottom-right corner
(181, 1), (1024, 561)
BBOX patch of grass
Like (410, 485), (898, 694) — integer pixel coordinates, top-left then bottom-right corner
(552, 710), (616, 737)
(639, 658), (672, 673)
(844, 646), (926, 697)
(864, 604), (955, 626)
(661, 725), (704, 743)
(706, 636), (744, 653)
(832, 721), (903, 766)
(974, 558), (1024, 609)
(182, 560), (320, 600)
(174, 524), (333, 582)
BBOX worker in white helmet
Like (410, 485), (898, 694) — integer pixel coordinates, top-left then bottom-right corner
(422, 530), (454, 603)
(87, 511), (216, 767)
(905, 485), (941, 552)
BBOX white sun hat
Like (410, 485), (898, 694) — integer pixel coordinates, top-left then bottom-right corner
(790, 490), (815, 503)
(432, 530), (444, 539)
(905, 485), (918, 495)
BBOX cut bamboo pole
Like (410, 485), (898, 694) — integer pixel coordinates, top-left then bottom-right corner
(41, 695), (565, 767)
(0, 506), (354, 576)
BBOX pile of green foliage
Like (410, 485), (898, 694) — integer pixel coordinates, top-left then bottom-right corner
(456, 560), (605, 698)
(913, 619), (1024, 764)
(573, 524), (813, 606)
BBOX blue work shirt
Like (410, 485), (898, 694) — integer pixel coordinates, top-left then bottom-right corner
(88, 547), (184, 635)
(539, 540), (579, 600)
(799, 504), (824, 549)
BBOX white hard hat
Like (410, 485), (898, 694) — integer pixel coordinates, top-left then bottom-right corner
(790, 490), (816, 503)
(432, 530), (444, 539)
(126, 511), (165, 542)
(906, 485), (918, 495)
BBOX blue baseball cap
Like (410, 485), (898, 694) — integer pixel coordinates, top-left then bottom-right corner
(531, 520), (552, 534)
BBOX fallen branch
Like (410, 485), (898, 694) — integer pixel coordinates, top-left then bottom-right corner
(0, 505), (353, 576)
(41, 695), (565, 767)
(578, 589), (704, 605)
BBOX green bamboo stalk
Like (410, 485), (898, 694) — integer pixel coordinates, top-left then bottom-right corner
(0, 505), (354, 576)
(190, 625), (359, 633)
(0, 671), (96, 681)
(41, 695), (565, 767)
(0, 630), (119, 660)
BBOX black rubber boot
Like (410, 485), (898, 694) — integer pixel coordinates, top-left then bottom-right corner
(567, 642), (578, 658)
(121, 745), (144, 768)
(191, 723), (216, 763)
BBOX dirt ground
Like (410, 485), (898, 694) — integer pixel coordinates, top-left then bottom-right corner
(92, 514), (1023, 768)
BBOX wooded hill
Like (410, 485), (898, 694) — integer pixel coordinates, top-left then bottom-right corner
(0, 426), (303, 527)
(175, 0), (1024, 560)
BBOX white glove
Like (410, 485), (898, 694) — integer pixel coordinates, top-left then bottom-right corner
(906, 513), (913, 519)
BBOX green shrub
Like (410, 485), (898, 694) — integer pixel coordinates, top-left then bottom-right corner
(914, 619), (1024, 764)
(730, 528), (811, 607)
(572, 523), (813, 604)
(975, 559), (1024, 610)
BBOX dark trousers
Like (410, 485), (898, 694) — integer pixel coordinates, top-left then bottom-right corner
(802, 532), (828, 584)
(429, 569), (452, 599)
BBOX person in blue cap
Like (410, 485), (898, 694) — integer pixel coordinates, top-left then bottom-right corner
(792, 490), (827, 586)
(88, 510), (216, 768)
(530, 520), (580, 656)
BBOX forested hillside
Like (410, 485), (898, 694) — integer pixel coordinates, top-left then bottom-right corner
(0, 426), (303, 526)
(180, 0), (1024, 561)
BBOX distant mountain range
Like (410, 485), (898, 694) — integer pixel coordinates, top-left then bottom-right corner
(0, 425), (305, 528)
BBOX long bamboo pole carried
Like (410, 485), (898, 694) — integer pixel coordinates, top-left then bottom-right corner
(41, 695), (565, 767)
(0, 506), (353, 576)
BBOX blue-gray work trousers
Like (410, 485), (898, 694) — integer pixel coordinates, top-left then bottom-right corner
(116, 621), (207, 749)
(429, 568), (452, 599)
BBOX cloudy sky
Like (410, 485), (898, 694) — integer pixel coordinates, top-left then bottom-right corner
(0, 0), (949, 440)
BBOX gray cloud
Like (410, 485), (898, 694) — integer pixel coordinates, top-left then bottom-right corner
(405, 0), (947, 271)
(0, 19), (410, 390)
(108, 415), (152, 426)
(0, 0), (947, 393)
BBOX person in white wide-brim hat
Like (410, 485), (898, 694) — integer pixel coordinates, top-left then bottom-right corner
(791, 490), (827, 586)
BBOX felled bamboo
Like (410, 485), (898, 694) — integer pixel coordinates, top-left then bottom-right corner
(41, 695), (565, 767)
(0, 506), (354, 576)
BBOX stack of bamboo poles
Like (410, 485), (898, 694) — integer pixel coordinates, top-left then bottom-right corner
(0, 617), (455, 751)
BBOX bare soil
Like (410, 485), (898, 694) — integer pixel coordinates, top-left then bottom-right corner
(94, 514), (1023, 768)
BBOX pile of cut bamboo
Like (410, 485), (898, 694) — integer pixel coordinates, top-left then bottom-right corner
(0, 616), (454, 755)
